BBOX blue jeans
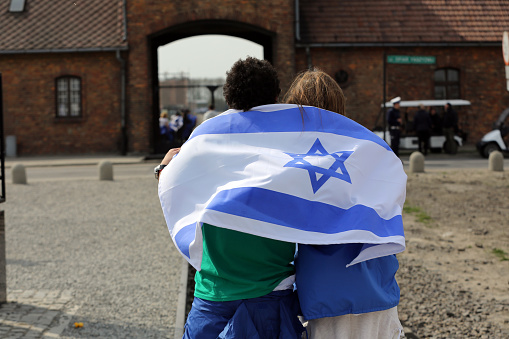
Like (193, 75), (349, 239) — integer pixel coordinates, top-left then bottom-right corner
(183, 289), (304, 339)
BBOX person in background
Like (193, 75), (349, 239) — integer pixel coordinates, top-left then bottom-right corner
(387, 97), (402, 156)
(179, 108), (197, 142)
(443, 103), (458, 154)
(429, 107), (442, 135)
(159, 112), (173, 142)
(284, 69), (405, 339)
(169, 112), (183, 134)
(413, 104), (432, 155)
(203, 104), (220, 120)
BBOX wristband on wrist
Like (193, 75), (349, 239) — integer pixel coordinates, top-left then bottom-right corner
(154, 164), (166, 180)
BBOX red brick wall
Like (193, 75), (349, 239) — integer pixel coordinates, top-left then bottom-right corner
(125, 0), (295, 154)
(0, 52), (122, 155)
(296, 46), (509, 143)
(5, 1), (507, 155)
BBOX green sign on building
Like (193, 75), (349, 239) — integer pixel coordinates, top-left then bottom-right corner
(387, 55), (436, 65)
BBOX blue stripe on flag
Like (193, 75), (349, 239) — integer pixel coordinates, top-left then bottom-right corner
(174, 223), (195, 259)
(190, 106), (391, 151)
(206, 187), (403, 238)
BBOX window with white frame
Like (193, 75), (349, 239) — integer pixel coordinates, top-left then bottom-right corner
(56, 76), (82, 118)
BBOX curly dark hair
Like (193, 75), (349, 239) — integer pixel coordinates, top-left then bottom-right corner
(223, 57), (281, 111)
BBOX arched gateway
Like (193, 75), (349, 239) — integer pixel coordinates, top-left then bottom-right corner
(126, 2), (295, 154)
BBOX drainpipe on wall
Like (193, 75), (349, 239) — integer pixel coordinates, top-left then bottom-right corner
(116, 0), (128, 155)
(295, 0), (313, 69)
(295, 0), (300, 41)
(116, 49), (127, 155)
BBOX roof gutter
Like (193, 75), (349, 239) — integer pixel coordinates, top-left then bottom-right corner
(0, 46), (129, 55)
(296, 41), (501, 48)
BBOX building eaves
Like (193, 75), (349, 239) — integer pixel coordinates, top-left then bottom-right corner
(298, 0), (509, 45)
(0, 0), (127, 53)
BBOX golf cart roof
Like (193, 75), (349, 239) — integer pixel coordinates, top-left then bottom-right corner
(382, 99), (471, 108)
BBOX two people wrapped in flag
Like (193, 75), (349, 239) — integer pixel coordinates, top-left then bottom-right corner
(157, 57), (406, 338)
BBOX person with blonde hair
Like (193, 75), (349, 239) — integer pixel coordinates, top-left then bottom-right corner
(284, 68), (405, 339)
(159, 111), (173, 141)
(283, 68), (346, 116)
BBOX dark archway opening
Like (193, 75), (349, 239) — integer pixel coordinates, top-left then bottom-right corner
(148, 20), (275, 155)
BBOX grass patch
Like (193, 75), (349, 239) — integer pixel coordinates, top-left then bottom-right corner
(492, 248), (509, 261)
(403, 204), (433, 225)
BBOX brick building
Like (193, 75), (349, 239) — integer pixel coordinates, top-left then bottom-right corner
(1, 0), (508, 155)
(0, 0), (128, 155)
(297, 0), (509, 144)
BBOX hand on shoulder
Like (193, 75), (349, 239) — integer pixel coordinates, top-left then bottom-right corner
(161, 148), (180, 166)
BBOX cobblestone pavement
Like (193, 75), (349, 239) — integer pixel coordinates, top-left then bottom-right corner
(0, 289), (76, 338)
(1, 167), (186, 338)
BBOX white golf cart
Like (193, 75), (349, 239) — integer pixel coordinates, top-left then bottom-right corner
(373, 99), (470, 152)
(476, 107), (509, 158)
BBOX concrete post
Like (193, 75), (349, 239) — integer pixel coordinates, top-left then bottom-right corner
(409, 151), (425, 173)
(12, 163), (27, 184)
(488, 151), (504, 172)
(5, 135), (16, 157)
(98, 161), (114, 180)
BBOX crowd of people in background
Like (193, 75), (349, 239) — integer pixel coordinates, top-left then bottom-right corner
(162, 97), (460, 158)
(159, 103), (222, 150)
(159, 108), (197, 147)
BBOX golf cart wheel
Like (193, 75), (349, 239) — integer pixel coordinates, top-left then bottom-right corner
(430, 147), (442, 153)
(481, 143), (501, 158)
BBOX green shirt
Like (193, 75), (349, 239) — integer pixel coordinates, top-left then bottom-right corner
(194, 223), (296, 301)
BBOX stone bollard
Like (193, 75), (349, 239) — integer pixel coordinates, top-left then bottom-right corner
(409, 151), (425, 173)
(98, 161), (114, 181)
(488, 151), (504, 172)
(11, 163), (27, 184)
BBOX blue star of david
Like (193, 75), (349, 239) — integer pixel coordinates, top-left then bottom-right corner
(284, 138), (353, 193)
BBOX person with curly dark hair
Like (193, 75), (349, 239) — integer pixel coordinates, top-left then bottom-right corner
(157, 57), (304, 339)
(223, 56), (281, 111)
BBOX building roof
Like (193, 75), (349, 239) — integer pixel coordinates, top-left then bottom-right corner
(0, 0), (127, 53)
(299, 0), (509, 45)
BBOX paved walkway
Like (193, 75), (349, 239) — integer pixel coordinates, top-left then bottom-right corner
(4, 155), (147, 168)
(0, 154), (188, 339)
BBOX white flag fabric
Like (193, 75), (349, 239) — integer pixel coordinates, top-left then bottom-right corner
(158, 104), (406, 270)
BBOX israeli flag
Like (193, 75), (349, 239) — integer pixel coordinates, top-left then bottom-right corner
(158, 104), (406, 270)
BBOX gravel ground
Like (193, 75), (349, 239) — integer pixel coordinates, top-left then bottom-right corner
(397, 257), (509, 338)
(182, 168), (509, 339)
(4, 177), (184, 338)
(396, 169), (509, 339)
